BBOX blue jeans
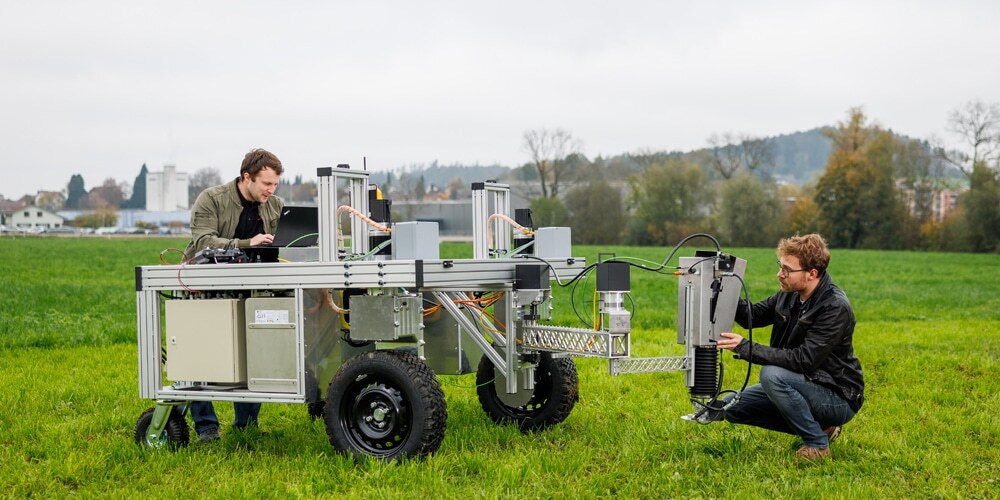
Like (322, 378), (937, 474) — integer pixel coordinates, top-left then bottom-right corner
(189, 401), (261, 434)
(724, 365), (856, 448)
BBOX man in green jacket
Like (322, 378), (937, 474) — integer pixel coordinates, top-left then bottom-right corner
(184, 148), (285, 442)
(716, 233), (864, 462)
(183, 148), (284, 260)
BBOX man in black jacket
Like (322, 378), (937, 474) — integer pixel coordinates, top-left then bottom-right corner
(716, 233), (864, 461)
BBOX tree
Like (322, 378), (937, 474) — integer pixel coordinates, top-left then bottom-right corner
(564, 180), (625, 244)
(87, 178), (125, 209)
(626, 158), (712, 245)
(741, 135), (776, 176)
(706, 132), (742, 179)
(529, 196), (568, 228)
(414, 175), (427, 201)
(121, 164), (148, 209)
(188, 167), (222, 203)
(66, 174), (87, 209)
(444, 176), (468, 200)
(705, 133), (776, 179)
(717, 173), (784, 247)
(72, 210), (118, 228)
(961, 163), (1000, 252)
(939, 99), (1000, 178)
(787, 189), (821, 235)
(814, 109), (909, 249)
(522, 128), (583, 198)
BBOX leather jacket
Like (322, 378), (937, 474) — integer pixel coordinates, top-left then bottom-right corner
(733, 272), (865, 411)
(183, 179), (283, 259)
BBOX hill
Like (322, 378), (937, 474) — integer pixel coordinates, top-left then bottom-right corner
(374, 127), (836, 191)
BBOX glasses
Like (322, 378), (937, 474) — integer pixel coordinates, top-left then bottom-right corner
(777, 261), (809, 277)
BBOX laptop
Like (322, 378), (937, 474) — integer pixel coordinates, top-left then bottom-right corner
(244, 205), (319, 263)
(271, 205), (319, 247)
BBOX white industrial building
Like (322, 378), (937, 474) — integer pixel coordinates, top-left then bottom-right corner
(146, 165), (190, 211)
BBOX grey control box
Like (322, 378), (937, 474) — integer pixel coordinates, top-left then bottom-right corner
(533, 227), (571, 258)
(391, 221), (440, 260)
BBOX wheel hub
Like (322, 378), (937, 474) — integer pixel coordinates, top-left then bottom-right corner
(345, 382), (410, 448)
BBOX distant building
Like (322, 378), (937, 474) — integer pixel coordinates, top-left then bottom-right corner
(9, 206), (65, 229)
(932, 188), (964, 222)
(146, 165), (190, 211)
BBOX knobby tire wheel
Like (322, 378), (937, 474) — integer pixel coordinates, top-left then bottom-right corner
(133, 406), (189, 450)
(476, 352), (579, 432)
(324, 350), (447, 460)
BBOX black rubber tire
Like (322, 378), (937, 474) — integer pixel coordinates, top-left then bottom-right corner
(133, 406), (189, 450)
(324, 350), (447, 460)
(476, 352), (579, 432)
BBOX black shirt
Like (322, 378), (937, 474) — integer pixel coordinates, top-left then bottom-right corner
(233, 181), (264, 239)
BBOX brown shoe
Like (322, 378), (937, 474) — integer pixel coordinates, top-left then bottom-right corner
(795, 446), (832, 462)
(823, 425), (842, 443)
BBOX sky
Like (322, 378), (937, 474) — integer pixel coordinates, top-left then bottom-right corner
(2, 1), (999, 200)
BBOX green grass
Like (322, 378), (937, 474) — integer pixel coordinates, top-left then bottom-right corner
(1, 237), (998, 497)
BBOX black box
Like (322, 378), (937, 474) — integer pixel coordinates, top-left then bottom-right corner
(515, 264), (550, 290)
(596, 261), (630, 292)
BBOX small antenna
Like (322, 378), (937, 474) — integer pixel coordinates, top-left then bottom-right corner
(363, 156), (367, 171)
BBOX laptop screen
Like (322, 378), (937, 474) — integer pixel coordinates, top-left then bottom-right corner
(272, 205), (319, 247)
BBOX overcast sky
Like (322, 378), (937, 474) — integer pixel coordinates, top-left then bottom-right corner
(2, 1), (998, 200)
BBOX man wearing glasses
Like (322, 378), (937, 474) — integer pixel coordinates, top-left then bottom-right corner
(715, 233), (864, 462)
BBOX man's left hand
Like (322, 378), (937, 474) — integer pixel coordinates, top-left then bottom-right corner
(716, 332), (744, 351)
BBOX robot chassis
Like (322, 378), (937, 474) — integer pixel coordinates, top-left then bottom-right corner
(133, 166), (746, 459)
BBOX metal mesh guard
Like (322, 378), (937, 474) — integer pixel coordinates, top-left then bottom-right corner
(609, 356), (690, 376)
(521, 325), (628, 358)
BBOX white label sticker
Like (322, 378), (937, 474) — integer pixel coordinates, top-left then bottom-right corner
(255, 309), (289, 324)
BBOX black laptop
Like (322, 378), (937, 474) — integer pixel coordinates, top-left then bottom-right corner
(271, 205), (319, 247)
(244, 205), (319, 262)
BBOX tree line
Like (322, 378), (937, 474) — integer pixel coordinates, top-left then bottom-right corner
(518, 102), (999, 253)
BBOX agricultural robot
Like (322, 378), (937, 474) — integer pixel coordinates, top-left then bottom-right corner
(133, 165), (748, 459)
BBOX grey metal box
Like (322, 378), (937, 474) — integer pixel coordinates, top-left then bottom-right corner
(677, 255), (746, 346)
(350, 294), (424, 341)
(534, 227), (572, 258)
(165, 299), (246, 383)
(391, 221), (440, 260)
(245, 297), (299, 393)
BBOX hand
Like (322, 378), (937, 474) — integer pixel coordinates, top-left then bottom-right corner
(716, 332), (744, 351)
(250, 233), (274, 246)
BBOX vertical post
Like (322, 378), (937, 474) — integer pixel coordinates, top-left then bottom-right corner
(471, 181), (511, 259)
(316, 166), (370, 262)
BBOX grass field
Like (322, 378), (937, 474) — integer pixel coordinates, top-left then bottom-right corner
(1, 236), (998, 497)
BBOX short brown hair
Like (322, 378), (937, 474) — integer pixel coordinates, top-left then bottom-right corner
(240, 148), (284, 179)
(777, 233), (830, 276)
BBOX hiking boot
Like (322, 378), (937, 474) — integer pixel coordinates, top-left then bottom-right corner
(197, 426), (220, 443)
(795, 446), (832, 462)
(823, 425), (842, 443)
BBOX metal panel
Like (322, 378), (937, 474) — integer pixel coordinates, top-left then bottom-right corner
(136, 290), (161, 399)
(349, 294), (424, 342)
(677, 256), (747, 347)
(245, 297), (298, 393)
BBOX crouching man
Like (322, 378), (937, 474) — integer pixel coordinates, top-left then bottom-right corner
(716, 233), (864, 462)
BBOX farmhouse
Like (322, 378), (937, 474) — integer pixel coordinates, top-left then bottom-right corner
(7, 205), (66, 230)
